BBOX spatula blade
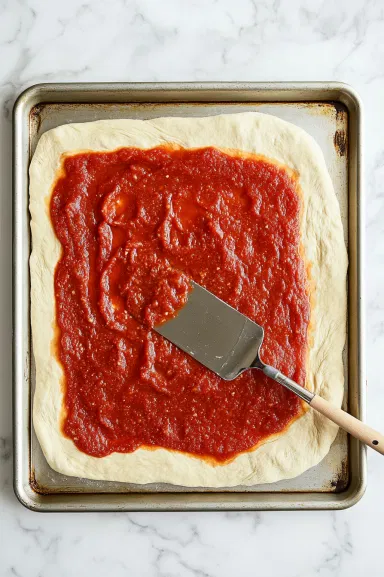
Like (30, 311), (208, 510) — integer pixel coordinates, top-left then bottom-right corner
(155, 281), (264, 380)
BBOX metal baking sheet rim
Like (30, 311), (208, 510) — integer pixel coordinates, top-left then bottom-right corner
(13, 82), (366, 511)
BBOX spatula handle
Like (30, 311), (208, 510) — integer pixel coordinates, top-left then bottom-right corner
(309, 395), (384, 455)
(262, 364), (384, 455)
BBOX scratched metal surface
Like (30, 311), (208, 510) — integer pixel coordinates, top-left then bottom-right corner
(13, 83), (365, 510)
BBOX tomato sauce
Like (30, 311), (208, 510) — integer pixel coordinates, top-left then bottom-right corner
(51, 146), (310, 462)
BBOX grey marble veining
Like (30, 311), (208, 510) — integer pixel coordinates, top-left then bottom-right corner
(1, 0), (384, 575)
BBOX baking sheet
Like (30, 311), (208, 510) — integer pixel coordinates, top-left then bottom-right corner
(13, 83), (366, 510)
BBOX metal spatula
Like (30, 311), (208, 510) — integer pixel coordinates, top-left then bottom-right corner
(156, 281), (384, 454)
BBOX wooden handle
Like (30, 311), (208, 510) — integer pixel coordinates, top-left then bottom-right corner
(262, 364), (383, 454)
(310, 395), (384, 455)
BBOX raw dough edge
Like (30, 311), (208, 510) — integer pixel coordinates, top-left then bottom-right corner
(30, 112), (348, 487)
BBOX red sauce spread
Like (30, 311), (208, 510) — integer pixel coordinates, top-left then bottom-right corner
(51, 146), (310, 462)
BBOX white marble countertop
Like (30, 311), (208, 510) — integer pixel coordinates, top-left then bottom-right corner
(1, 0), (383, 575)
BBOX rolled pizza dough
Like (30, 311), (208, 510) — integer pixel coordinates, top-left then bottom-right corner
(30, 112), (347, 487)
